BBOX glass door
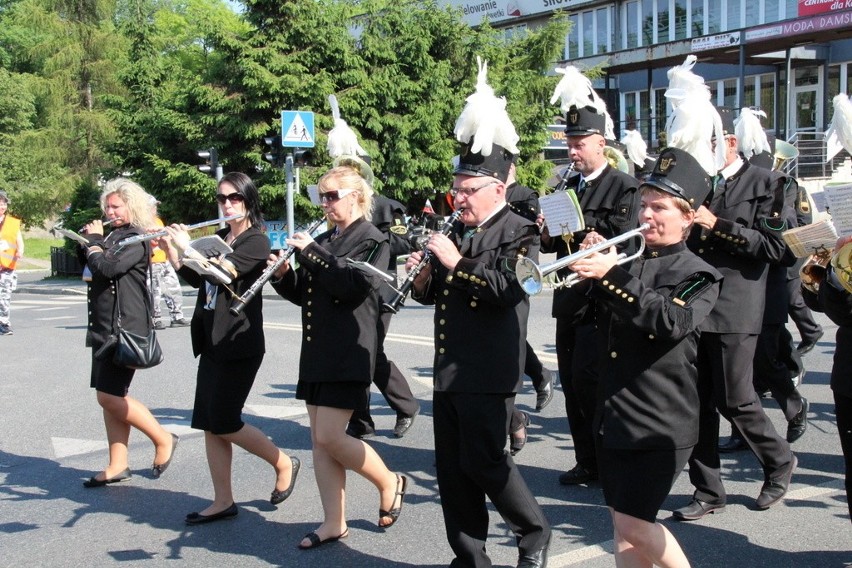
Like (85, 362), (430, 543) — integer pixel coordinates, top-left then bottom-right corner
(791, 67), (822, 133)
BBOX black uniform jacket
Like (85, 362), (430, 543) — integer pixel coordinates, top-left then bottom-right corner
(372, 195), (410, 270)
(413, 205), (539, 394)
(687, 160), (790, 334)
(557, 242), (722, 449)
(178, 226), (269, 362)
(273, 217), (389, 385)
(547, 165), (640, 321)
(506, 182), (541, 223)
(763, 171), (800, 326)
(804, 271), (852, 397)
(83, 226), (151, 350)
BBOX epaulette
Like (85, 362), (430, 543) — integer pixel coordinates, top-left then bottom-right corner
(671, 272), (715, 307)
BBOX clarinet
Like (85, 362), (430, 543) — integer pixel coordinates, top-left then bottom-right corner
(382, 208), (464, 314)
(229, 217), (326, 316)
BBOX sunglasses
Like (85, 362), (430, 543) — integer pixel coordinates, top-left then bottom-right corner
(449, 180), (496, 198)
(320, 189), (355, 203)
(215, 193), (246, 204)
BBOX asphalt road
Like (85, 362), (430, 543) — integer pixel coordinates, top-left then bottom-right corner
(1, 269), (850, 567)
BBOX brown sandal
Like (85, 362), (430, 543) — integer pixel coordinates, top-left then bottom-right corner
(379, 474), (408, 528)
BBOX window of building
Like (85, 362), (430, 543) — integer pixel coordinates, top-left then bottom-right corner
(785, 0), (797, 20)
(625, 1), (639, 48)
(596, 7), (610, 53)
(642, 0), (654, 44)
(723, 78), (738, 108)
(583, 10), (594, 56)
(764, 0), (780, 21)
(658, 4), (670, 41)
(745, 0), (760, 25)
(727, 0), (742, 30)
(566, 13), (579, 59)
(708, 0), (721, 33)
(691, 0), (705, 37)
(759, 74), (776, 130)
(674, 0), (688, 39)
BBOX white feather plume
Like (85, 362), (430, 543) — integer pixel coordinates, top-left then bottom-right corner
(327, 94), (368, 159)
(663, 56), (725, 174)
(620, 130), (648, 167)
(734, 108), (771, 159)
(826, 93), (852, 158)
(549, 64), (614, 139)
(454, 56), (519, 156)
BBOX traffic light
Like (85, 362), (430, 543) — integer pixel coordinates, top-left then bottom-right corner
(197, 148), (219, 177)
(263, 136), (282, 167)
(293, 148), (313, 168)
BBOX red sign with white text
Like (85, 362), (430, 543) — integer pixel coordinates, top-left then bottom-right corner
(799, 0), (852, 17)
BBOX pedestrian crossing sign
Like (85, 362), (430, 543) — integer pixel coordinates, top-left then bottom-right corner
(281, 110), (315, 148)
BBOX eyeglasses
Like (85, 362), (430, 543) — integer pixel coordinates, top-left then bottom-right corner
(319, 189), (355, 203)
(449, 181), (496, 198)
(215, 193), (246, 204)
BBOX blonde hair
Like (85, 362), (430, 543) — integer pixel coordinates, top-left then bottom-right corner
(101, 178), (157, 230)
(640, 186), (694, 239)
(318, 165), (375, 221)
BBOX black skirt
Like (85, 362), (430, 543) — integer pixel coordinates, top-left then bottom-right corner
(296, 380), (370, 411)
(90, 353), (135, 397)
(597, 441), (693, 523)
(191, 353), (263, 435)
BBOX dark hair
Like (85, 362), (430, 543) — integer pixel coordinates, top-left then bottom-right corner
(219, 172), (265, 229)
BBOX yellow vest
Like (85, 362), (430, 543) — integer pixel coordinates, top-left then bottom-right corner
(0, 214), (22, 270)
(151, 218), (167, 263)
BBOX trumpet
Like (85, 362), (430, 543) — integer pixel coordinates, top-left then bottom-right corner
(114, 215), (244, 249)
(382, 208), (464, 314)
(515, 223), (650, 295)
(229, 217), (327, 316)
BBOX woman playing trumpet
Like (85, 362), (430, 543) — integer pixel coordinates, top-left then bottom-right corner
(161, 172), (299, 524)
(270, 162), (407, 549)
(558, 148), (722, 567)
(79, 178), (177, 487)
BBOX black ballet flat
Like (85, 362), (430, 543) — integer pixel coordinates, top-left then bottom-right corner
(152, 433), (179, 478)
(185, 503), (239, 525)
(298, 528), (349, 550)
(379, 474), (408, 528)
(271, 456), (300, 505)
(83, 467), (132, 488)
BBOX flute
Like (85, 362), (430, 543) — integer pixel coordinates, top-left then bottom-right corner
(114, 215), (244, 249)
(229, 217), (327, 316)
(381, 208), (464, 314)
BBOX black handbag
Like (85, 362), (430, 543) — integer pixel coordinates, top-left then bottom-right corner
(106, 277), (163, 369)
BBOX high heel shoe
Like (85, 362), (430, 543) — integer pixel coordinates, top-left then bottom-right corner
(379, 474), (408, 528)
(152, 433), (179, 478)
(83, 467), (132, 488)
(270, 456), (300, 505)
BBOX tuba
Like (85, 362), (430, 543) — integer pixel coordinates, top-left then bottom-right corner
(831, 241), (852, 293)
(800, 248), (833, 294)
(772, 140), (799, 172)
(603, 145), (631, 174)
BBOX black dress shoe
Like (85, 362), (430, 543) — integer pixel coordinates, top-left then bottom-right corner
(787, 398), (809, 443)
(718, 431), (747, 453)
(83, 467), (132, 488)
(185, 503), (239, 525)
(345, 424), (376, 439)
(535, 369), (554, 412)
(796, 329), (824, 355)
(271, 456), (300, 505)
(756, 455), (797, 510)
(517, 534), (550, 568)
(152, 433), (179, 478)
(672, 498), (725, 521)
(558, 464), (597, 485)
(510, 412), (530, 456)
(393, 410), (418, 438)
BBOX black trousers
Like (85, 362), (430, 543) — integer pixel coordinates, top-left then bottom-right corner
(350, 311), (419, 430)
(689, 332), (794, 503)
(753, 323), (804, 421)
(835, 391), (852, 523)
(555, 319), (599, 472)
(524, 340), (547, 390)
(434, 391), (550, 568)
(788, 276), (822, 341)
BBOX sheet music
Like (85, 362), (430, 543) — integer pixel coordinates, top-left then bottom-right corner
(824, 182), (852, 237)
(782, 219), (838, 258)
(53, 227), (90, 245)
(189, 235), (232, 258)
(539, 190), (585, 236)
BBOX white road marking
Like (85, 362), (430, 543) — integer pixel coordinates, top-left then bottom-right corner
(246, 404), (307, 419)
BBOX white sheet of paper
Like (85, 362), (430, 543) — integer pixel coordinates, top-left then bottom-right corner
(782, 219), (839, 258)
(53, 227), (90, 245)
(539, 190), (584, 236)
(189, 235), (233, 258)
(824, 183), (852, 237)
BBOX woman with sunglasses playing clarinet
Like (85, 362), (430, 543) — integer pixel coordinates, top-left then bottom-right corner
(161, 172), (299, 525)
(270, 161), (408, 550)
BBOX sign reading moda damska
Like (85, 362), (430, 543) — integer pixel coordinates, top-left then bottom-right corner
(437, 0), (596, 26)
(745, 6), (852, 43)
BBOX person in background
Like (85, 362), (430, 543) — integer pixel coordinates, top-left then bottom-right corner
(79, 178), (177, 488)
(148, 197), (189, 330)
(163, 172), (298, 524)
(0, 189), (24, 336)
(271, 163), (407, 549)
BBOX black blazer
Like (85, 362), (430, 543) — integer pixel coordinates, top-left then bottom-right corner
(506, 182), (541, 223)
(178, 226), (269, 361)
(687, 160), (790, 334)
(803, 270), (852, 397)
(273, 218), (389, 385)
(556, 242), (722, 449)
(83, 226), (151, 350)
(413, 205), (539, 394)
